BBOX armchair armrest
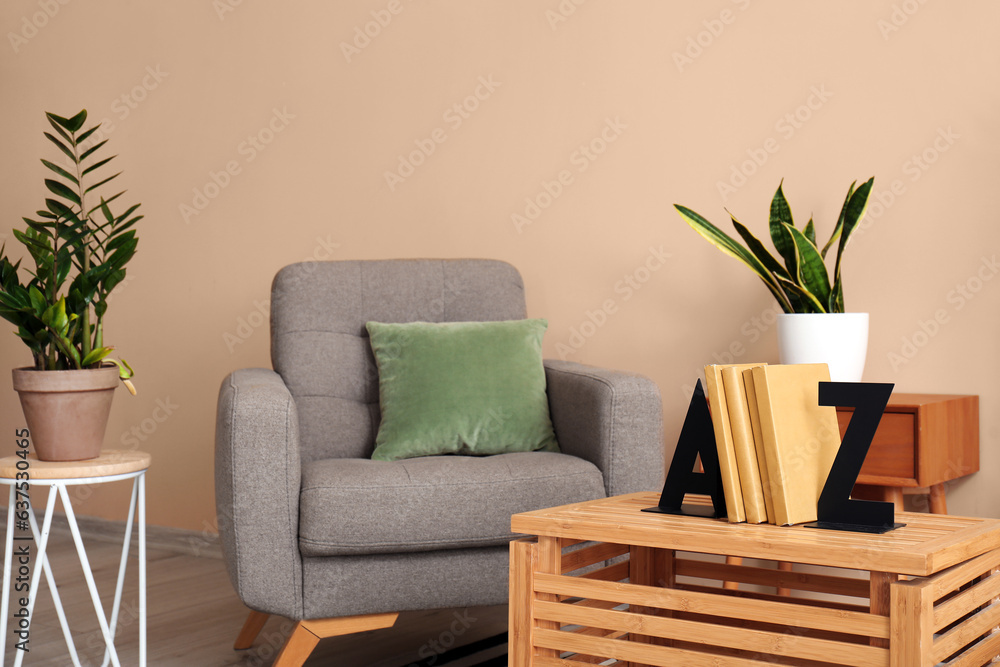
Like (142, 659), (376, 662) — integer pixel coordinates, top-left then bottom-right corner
(544, 359), (664, 497)
(215, 368), (303, 618)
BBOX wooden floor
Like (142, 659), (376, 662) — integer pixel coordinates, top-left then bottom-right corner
(0, 522), (507, 666)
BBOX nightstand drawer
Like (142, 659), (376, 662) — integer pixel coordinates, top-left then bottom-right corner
(837, 411), (915, 482)
(836, 393), (978, 488)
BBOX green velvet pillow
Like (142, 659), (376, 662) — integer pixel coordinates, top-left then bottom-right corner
(365, 319), (559, 462)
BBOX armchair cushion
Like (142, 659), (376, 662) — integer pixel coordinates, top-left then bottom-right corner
(366, 318), (558, 461)
(298, 451), (605, 557)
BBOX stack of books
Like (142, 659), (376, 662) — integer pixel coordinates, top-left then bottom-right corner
(704, 363), (842, 526)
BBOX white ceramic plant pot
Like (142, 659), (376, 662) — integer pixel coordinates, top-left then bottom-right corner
(776, 313), (869, 382)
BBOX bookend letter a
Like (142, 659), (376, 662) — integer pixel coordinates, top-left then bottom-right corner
(643, 379), (726, 519)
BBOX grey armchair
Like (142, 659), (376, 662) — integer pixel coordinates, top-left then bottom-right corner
(215, 259), (663, 666)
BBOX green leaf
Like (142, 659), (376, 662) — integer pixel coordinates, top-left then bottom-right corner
(79, 139), (108, 162)
(81, 155), (115, 177)
(47, 110), (87, 133)
(108, 205), (142, 230)
(66, 110), (88, 132)
(730, 213), (792, 281)
(41, 159), (79, 185)
(56, 253), (72, 285)
(81, 346), (113, 367)
(769, 181), (796, 274)
(45, 117), (74, 146)
(76, 124), (101, 144)
(829, 274), (844, 313)
(40, 300), (59, 328)
(804, 217), (816, 245)
(108, 357), (135, 379)
(783, 223), (831, 313)
(102, 268), (126, 293)
(676, 205), (793, 312)
(23, 218), (53, 235)
(833, 177), (875, 286)
(52, 333), (82, 369)
(28, 285), (49, 317)
(822, 181), (855, 259)
(45, 198), (81, 222)
(45, 178), (81, 205)
(44, 132), (76, 162)
(87, 191), (123, 219)
(84, 172), (121, 195)
(775, 277), (823, 313)
(52, 299), (69, 333)
(106, 230), (137, 250)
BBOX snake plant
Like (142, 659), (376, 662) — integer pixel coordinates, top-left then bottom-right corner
(675, 177), (874, 313)
(0, 110), (141, 392)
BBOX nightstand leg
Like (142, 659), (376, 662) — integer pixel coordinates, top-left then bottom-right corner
(929, 484), (947, 514)
(885, 487), (904, 512)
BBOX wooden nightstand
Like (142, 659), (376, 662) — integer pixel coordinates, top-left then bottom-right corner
(836, 393), (979, 514)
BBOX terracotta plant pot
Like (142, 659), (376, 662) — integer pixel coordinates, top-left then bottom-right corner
(12, 365), (119, 461)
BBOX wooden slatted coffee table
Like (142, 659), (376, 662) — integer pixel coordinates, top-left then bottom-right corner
(509, 492), (1000, 667)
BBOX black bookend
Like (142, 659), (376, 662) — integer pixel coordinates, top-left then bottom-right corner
(804, 381), (904, 534)
(643, 379), (726, 519)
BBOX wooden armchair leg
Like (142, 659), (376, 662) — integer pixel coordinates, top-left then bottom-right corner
(272, 612), (399, 667)
(234, 610), (271, 649)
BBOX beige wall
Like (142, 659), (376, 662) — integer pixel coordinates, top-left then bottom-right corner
(1, 1), (998, 531)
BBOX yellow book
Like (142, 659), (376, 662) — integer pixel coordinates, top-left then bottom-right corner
(751, 364), (842, 526)
(704, 364), (761, 523)
(722, 364), (768, 524)
(742, 368), (775, 524)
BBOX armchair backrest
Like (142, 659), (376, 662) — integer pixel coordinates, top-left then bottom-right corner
(270, 259), (528, 462)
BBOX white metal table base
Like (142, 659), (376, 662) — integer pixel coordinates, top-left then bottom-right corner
(0, 471), (146, 667)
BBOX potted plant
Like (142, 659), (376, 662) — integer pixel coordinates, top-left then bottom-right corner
(675, 177), (874, 381)
(0, 110), (141, 461)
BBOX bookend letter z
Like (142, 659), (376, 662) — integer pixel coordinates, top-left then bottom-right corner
(806, 381), (904, 534)
(643, 379), (727, 519)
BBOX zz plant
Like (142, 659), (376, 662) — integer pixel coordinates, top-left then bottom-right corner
(0, 110), (141, 392)
(675, 177), (874, 313)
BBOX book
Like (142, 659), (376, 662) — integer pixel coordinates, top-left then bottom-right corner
(704, 363), (764, 523)
(742, 368), (775, 523)
(751, 363), (842, 526)
(722, 364), (768, 523)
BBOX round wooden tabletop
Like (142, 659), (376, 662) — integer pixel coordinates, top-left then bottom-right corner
(0, 450), (151, 480)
